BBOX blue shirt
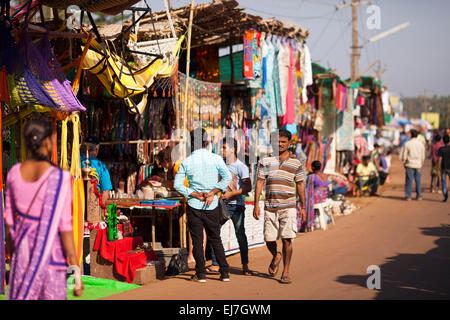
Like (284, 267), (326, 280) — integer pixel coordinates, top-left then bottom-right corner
(225, 159), (249, 207)
(174, 149), (232, 210)
(81, 154), (113, 192)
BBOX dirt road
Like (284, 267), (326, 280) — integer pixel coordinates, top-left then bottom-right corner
(105, 155), (450, 300)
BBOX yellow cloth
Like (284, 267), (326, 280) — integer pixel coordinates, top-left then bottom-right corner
(70, 115), (85, 265)
(81, 36), (184, 114)
(173, 159), (189, 187)
(356, 162), (377, 180)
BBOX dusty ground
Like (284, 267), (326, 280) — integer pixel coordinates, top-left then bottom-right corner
(104, 155), (450, 300)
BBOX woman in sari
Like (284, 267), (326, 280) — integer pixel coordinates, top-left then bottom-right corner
(4, 117), (83, 300)
(303, 161), (329, 232)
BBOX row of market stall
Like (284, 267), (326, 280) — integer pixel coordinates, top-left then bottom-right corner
(0, 0), (398, 290)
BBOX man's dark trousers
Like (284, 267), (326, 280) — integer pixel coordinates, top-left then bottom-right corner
(187, 204), (229, 275)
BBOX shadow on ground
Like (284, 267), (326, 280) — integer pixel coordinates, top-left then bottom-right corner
(335, 224), (450, 299)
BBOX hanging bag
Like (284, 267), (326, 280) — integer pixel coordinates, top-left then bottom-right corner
(16, 3), (86, 111)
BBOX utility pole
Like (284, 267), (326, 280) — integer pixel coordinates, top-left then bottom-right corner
(336, 1), (372, 82)
(351, 0), (359, 82)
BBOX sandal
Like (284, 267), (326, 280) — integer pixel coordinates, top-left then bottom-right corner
(268, 252), (282, 276)
(206, 266), (220, 273)
(280, 275), (292, 284)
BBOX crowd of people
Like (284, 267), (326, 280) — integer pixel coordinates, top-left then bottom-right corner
(3, 116), (450, 300)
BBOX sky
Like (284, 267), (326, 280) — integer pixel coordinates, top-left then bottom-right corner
(147, 0), (450, 98)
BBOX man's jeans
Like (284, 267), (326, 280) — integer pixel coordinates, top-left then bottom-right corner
(405, 167), (422, 199)
(441, 169), (450, 200)
(211, 204), (249, 266)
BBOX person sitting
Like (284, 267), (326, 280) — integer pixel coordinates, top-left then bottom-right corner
(356, 155), (379, 196)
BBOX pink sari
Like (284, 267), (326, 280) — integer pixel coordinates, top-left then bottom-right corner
(7, 167), (72, 300)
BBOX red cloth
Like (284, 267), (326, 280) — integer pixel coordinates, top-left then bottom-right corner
(93, 228), (157, 283)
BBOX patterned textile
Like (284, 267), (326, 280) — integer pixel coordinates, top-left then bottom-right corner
(178, 72), (221, 132)
(303, 174), (315, 230)
(336, 89), (354, 151)
(313, 174), (328, 204)
(257, 153), (304, 212)
(243, 30), (254, 79)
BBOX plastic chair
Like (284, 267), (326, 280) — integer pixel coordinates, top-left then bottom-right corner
(313, 202), (335, 230)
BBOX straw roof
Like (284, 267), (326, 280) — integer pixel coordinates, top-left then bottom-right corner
(97, 0), (309, 47)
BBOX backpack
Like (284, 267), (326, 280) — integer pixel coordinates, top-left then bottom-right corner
(165, 253), (188, 276)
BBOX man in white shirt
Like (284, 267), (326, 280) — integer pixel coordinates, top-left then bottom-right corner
(400, 129), (426, 201)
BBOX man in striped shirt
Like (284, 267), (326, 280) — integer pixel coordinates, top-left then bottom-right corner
(253, 129), (306, 284)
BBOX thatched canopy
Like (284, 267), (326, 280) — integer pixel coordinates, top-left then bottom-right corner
(95, 0), (309, 47)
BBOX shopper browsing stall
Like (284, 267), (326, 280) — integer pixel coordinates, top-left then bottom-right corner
(174, 128), (232, 283)
(81, 137), (113, 201)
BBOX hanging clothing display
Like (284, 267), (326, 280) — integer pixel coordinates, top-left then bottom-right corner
(243, 30), (254, 80)
(336, 88), (355, 151)
(300, 43), (313, 104)
(178, 72), (221, 132)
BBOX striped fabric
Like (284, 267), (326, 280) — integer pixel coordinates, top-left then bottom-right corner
(257, 153), (305, 211)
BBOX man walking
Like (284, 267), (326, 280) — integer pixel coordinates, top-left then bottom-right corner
(253, 129), (306, 284)
(438, 134), (450, 202)
(174, 128), (232, 283)
(400, 129), (426, 201)
(209, 138), (253, 275)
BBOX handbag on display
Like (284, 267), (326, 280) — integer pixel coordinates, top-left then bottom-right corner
(218, 198), (231, 225)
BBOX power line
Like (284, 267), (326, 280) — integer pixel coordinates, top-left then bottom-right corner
(311, 10), (337, 51)
(244, 7), (340, 20)
(322, 20), (352, 60)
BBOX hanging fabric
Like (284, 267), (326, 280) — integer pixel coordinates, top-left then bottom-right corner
(51, 119), (58, 165)
(82, 33), (184, 114)
(60, 118), (69, 170)
(0, 101), (5, 295)
(243, 30), (254, 80)
(70, 114), (85, 266)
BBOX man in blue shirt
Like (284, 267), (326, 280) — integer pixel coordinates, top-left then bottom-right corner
(174, 128), (232, 283)
(81, 137), (113, 201)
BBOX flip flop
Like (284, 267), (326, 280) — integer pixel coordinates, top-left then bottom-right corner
(268, 252), (282, 276)
(280, 275), (292, 284)
(206, 266), (220, 274)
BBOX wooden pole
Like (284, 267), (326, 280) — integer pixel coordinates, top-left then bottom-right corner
(184, 0), (195, 140)
(351, 0), (359, 82)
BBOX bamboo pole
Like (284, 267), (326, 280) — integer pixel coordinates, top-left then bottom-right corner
(183, 0), (195, 159)
(98, 139), (182, 146)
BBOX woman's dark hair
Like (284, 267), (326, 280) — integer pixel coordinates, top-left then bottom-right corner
(435, 134), (441, 142)
(312, 160), (322, 172)
(23, 117), (54, 162)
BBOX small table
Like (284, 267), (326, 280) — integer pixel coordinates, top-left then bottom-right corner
(108, 198), (185, 249)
